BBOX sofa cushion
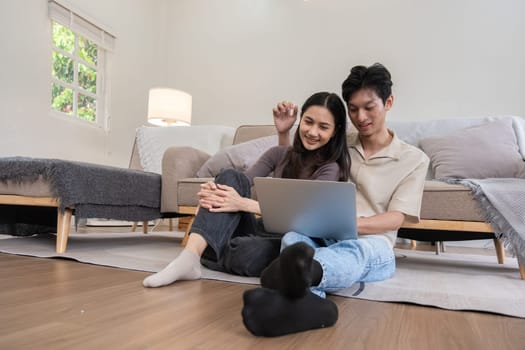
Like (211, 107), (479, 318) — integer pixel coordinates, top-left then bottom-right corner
(196, 135), (278, 178)
(419, 181), (484, 221)
(420, 118), (525, 179)
(177, 177), (211, 207)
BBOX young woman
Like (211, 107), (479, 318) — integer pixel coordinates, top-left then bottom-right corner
(143, 91), (351, 288)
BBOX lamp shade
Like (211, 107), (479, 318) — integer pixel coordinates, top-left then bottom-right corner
(147, 88), (192, 126)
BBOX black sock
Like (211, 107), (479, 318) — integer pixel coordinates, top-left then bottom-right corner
(242, 287), (338, 337)
(310, 259), (323, 286)
(260, 242), (323, 297)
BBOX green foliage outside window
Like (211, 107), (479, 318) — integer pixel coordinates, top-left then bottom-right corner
(78, 94), (96, 121)
(51, 83), (73, 115)
(79, 63), (97, 93)
(51, 21), (98, 122)
(79, 36), (98, 65)
(52, 22), (74, 53)
(52, 52), (74, 83)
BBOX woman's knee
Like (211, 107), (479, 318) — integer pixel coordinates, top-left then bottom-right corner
(215, 169), (251, 196)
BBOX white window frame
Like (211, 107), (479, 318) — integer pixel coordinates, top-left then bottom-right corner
(48, 0), (115, 130)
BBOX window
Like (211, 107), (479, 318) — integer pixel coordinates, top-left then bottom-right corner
(48, 0), (115, 128)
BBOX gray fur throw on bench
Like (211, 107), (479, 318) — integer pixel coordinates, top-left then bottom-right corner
(0, 157), (161, 231)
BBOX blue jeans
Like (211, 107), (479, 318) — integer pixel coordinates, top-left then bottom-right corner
(190, 169), (281, 277)
(281, 232), (395, 298)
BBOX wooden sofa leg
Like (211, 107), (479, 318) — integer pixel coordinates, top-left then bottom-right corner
(142, 221), (148, 234)
(178, 216), (191, 230)
(181, 216), (195, 247)
(56, 208), (72, 253)
(519, 262), (525, 280)
(493, 238), (505, 264)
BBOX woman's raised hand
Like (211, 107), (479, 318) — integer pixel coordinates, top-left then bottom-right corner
(273, 101), (298, 134)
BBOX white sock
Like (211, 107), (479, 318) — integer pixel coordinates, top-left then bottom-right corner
(143, 249), (202, 288)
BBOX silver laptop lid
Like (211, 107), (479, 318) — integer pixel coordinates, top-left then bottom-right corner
(254, 177), (357, 240)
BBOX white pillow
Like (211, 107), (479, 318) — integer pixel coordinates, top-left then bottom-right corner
(387, 116), (500, 147)
(136, 125), (235, 174)
(196, 135), (278, 177)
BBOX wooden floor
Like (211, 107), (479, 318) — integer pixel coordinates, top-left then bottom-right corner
(1, 229), (525, 349)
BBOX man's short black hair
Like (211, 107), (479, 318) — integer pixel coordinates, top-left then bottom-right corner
(341, 63), (393, 104)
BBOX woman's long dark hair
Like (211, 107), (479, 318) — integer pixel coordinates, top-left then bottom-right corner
(281, 92), (351, 181)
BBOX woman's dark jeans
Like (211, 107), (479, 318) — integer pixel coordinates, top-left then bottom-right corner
(190, 169), (281, 277)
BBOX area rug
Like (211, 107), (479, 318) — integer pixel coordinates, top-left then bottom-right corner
(1, 231), (524, 318)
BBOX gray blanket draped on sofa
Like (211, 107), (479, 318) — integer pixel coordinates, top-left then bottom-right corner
(442, 177), (525, 264)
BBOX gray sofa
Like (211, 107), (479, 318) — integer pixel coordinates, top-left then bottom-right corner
(148, 117), (525, 279)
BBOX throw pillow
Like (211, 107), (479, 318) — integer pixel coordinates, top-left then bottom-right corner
(419, 118), (525, 179)
(135, 125), (235, 174)
(196, 135), (278, 177)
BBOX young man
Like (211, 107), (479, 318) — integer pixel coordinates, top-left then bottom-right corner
(242, 63), (430, 337)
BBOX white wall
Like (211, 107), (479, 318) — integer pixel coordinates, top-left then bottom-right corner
(0, 0), (167, 167)
(1, 0), (524, 166)
(165, 0), (525, 126)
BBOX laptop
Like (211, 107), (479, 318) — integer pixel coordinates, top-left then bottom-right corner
(253, 177), (358, 240)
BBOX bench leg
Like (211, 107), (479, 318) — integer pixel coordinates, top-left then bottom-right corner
(56, 208), (72, 253)
(178, 216), (192, 230)
(131, 221), (149, 233)
(493, 238), (505, 264)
